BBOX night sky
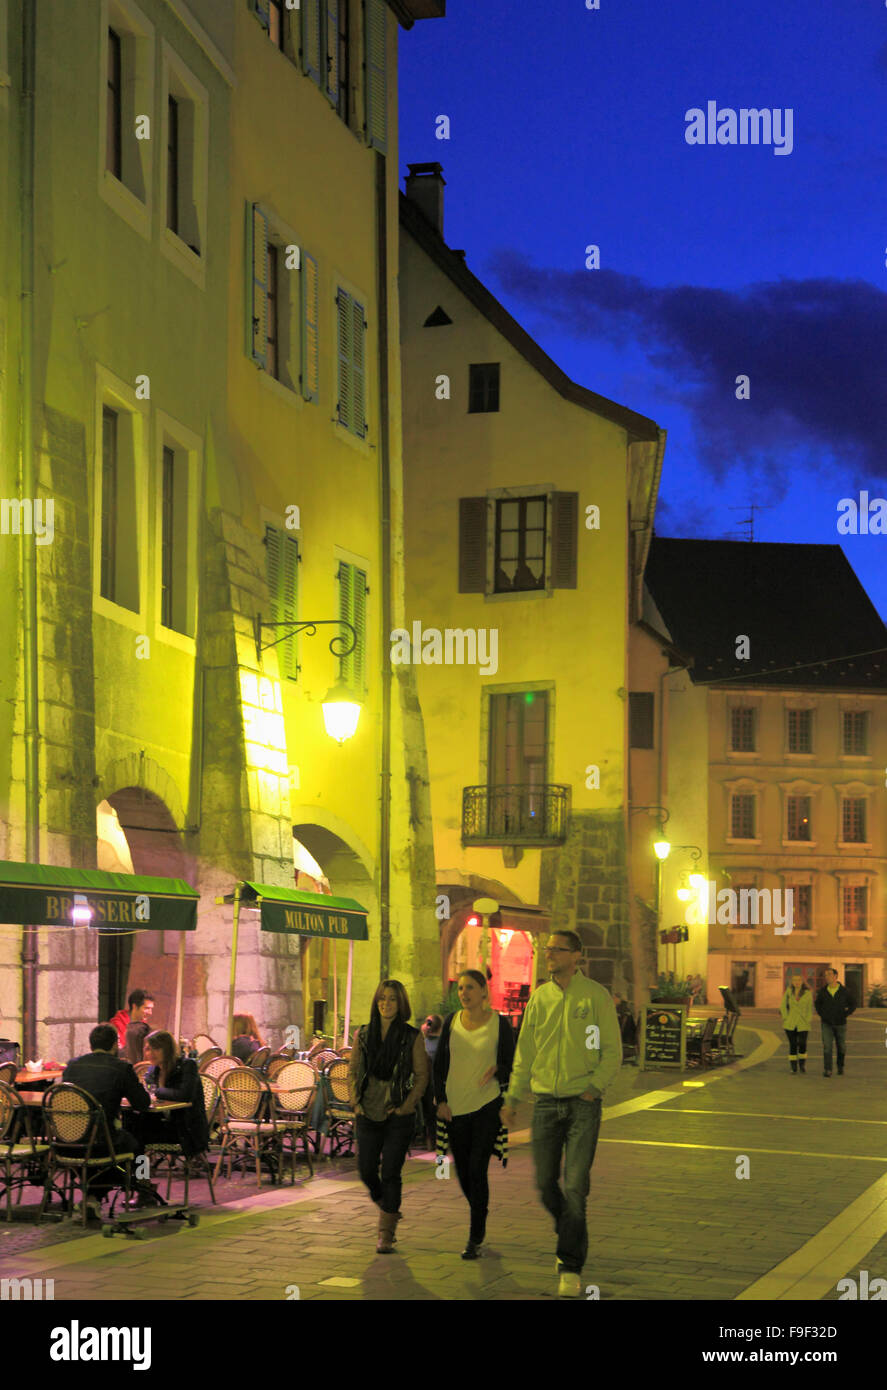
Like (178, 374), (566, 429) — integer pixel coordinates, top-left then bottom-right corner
(398, 0), (887, 624)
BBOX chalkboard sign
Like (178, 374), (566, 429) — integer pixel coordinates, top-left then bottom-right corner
(640, 1004), (687, 1069)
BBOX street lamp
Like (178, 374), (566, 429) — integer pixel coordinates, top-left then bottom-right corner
(321, 679), (361, 744)
(253, 614), (361, 742)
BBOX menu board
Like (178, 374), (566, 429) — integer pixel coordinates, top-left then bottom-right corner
(641, 1005), (686, 1069)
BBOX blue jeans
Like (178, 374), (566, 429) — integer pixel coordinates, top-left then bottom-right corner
(531, 1094), (603, 1274)
(821, 1023), (847, 1071)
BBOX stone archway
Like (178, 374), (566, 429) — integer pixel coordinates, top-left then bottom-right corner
(96, 783), (196, 1036)
(291, 809), (377, 1044)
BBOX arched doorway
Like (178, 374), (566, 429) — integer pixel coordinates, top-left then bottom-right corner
(292, 814), (376, 1044)
(437, 879), (548, 1028)
(96, 787), (190, 1032)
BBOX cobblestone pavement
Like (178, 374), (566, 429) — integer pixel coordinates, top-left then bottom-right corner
(2, 1012), (886, 1302)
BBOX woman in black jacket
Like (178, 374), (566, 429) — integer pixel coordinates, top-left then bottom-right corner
(433, 969), (515, 1259)
(138, 1029), (209, 1158)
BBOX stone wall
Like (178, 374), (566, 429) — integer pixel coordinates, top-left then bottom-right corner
(541, 808), (632, 995)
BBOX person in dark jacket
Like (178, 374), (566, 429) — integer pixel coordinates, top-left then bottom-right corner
(421, 1014), (443, 1152)
(62, 1022), (151, 1215)
(348, 979), (428, 1254)
(122, 989), (155, 1064)
(433, 970), (516, 1259)
(231, 1013), (265, 1063)
(135, 1030), (209, 1157)
(814, 968), (857, 1076)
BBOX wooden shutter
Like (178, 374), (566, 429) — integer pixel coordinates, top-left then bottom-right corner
(301, 0), (322, 83)
(300, 252), (319, 402)
(550, 491), (578, 588)
(459, 497), (487, 592)
(249, 203), (269, 368)
(285, 249), (301, 391)
(338, 560), (367, 691)
(352, 297), (366, 437)
(251, 0), (271, 31)
(337, 288), (352, 428)
(325, 0), (339, 104)
(364, 0), (387, 153)
(267, 527), (300, 680)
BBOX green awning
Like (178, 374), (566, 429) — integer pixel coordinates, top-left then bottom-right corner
(240, 882), (369, 941)
(0, 860), (199, 932)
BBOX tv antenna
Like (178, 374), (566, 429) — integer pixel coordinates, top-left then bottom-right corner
(728, 504), (772, 542)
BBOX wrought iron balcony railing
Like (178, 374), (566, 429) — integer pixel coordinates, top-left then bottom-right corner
(462, 783), (570, 847)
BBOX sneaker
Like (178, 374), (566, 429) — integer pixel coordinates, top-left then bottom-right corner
(557, 1271), (582, 1298)
(462, 1240), (481, 1260)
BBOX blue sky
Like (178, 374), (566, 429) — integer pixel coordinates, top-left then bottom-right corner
(398, 0), (887, 622)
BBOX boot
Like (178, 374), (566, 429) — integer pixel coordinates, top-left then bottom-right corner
(376, 1210), (399, 1254)
(798, 1057), (806, 1073)
(790, 1059), (797, 1073)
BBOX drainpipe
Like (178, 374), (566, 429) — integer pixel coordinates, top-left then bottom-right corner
(374, 150), (391, 979)
(20, 1), (39, 1060)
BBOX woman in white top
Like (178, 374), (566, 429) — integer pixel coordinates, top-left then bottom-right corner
(433, 969), (515, 1259)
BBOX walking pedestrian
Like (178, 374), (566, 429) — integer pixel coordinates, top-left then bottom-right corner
(433, 970), (515, 1259)
(421, 1014), (443, 1151)
(348, 980), (428, 1253)
(500, 930), (622, 1299)
(814, 967), (857, 1077)
(779, 972), (812, 1073)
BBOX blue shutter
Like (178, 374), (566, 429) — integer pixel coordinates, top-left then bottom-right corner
(301, 0), (322, 84)
(249, 203), (269, 368)
(364, 0), (387, 153)
(301, 252), (319, 402)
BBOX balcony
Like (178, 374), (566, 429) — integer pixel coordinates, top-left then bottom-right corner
(462, 783), (570, 847)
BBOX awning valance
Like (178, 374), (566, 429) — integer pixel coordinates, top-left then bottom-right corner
(0, 860), (199, 932)
(239, 882), (369, 941)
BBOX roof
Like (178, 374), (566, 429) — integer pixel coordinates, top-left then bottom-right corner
(399, 193), (661, 443)
(388, 0), (445, 27)
(644, 538), (887, 688)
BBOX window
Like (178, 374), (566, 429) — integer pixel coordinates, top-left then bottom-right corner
(787, 884), (811, 930)
(265, 526), (300, 679)
(786, 795), (811, 841)
(730, 794), (755, 839)
(337, 561), (367, 692)
(842, 884), (867, 931)
(99, 405), (139, 612)
(459, 490), (578, 593)
(336, 288), (367, 437)
(787, 708), (813, 753)
(336, 0), (350, 121)
(730, 707), (755, 752)
(489, 692), (548, 789)
(494, 496), (545, 593)
(166, 94), (179, 234)
(841, 798), (866, 843)
(161, 45), (207, 265)
(842, 711), (868, 755)
(629, 693), (655, 749)
(269, 0), (284, 49)
(159, 443), (191, 635)
(469, 363), (500, 413)
(106, 28), (123, 179)
(248, 203), (314, 397)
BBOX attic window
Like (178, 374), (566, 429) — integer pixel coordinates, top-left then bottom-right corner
(423, 305), (452, 327)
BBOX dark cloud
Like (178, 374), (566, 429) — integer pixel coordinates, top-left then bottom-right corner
(487, 250), (887, 493)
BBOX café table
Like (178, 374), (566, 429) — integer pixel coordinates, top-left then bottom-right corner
(14, 1068), (63, 1088)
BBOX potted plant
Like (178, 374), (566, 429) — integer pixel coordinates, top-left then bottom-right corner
(651, 972), (695, 1006)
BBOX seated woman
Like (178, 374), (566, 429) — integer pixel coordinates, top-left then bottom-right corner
(135, 1030), (209, 1159)
(230, 1014), (266, 1064)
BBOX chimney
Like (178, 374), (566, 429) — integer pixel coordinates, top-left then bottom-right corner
(405, 162), (445, 236)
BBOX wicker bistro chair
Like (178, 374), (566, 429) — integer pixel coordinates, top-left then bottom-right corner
(272, 1062), (317, 1182)
(192, 1034), (217, 1054)
(249, 1045), (271, 1072)
(722, 1011), (740, 1060)
(133, 1062), (152, 1084)
(266, 1055), (295, 1082)
(0, 1062), (18, 1087)
(318, 1059), (355, 1158)
(201, 1055), (241, 1084)
(216, 1069), (282, 1187)
(312, 1049), (340, 1072)
(197, 1048), (223, 1071)
(144, 1116), (217, 1208)
(0, 1081), (50, 1220)
(38, 1083), (135, 1226)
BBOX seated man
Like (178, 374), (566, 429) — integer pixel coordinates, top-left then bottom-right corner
(122, 989), (155, 1064)
(62, 1023), (152, 1217)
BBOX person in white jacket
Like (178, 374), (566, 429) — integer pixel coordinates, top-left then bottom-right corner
(779, 973), (813, 1074)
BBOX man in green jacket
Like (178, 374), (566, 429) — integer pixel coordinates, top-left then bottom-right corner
(501, 930), (622, 1298)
